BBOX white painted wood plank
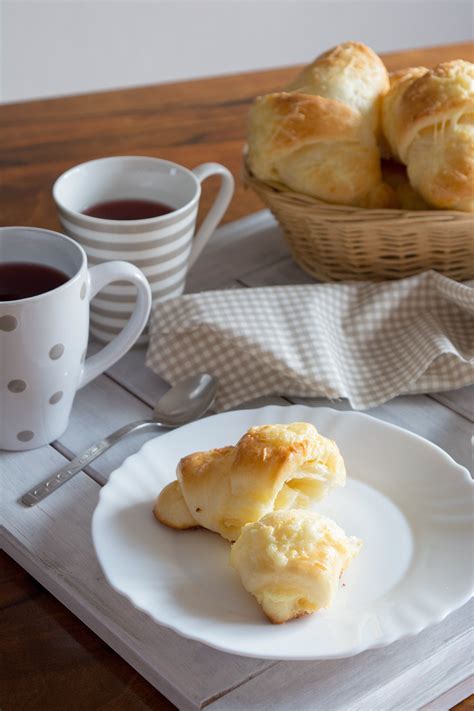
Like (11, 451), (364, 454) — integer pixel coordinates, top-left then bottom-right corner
(106, 345), (169, 408)
(238, 255), (314, 288)
(185, 210), (290, 293)
(348, 630), (472, 711)
(420, 676), (474, 711)
(287, 394), (472, 471)
(55, 373), (156, 484)
(86, 338), (169, 409)
(430, 387), (474, 422)
(1, 447), (273, 711)
(208, 604), (473, 711)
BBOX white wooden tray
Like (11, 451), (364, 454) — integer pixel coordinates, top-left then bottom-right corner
(1, 210), (473, 710)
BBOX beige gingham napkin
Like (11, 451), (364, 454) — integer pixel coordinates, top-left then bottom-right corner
(146, 271), (474, 411)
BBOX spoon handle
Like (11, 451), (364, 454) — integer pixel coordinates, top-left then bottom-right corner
(21, 419), (162, 507)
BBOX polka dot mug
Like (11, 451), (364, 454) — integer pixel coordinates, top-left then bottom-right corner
(0, 227), (151, 451)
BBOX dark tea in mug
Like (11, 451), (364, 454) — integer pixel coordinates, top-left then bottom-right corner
(0, 262), (68, 301)
(82, 199), (173, 220)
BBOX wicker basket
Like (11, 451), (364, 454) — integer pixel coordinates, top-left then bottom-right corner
(242, 160), (474, 282)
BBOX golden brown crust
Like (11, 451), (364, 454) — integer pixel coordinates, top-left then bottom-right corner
(247, 92), (395, 208)
(254, 92), (361, 146)
(247, 41), (394, 207)
(397, 60), (474, 161)
(247, 92), (362, 184)
(306, 40), (385, 75)
(382, 67), (429, 160)
(153, 480), (199, 530)
(407, 120), (474, 211)
(287, 41), (389, 130)
(383, 60), (474, 211)
(157, 423), (346, 541)
(231, 423), (346, 507)
(266, 610), (311, 625)
(401, 61), (474, 125)
(179, 446), (234, 484)
(248, 45), (473, 211)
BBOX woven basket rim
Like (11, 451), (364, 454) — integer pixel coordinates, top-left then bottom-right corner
(242, 157), (474, 223)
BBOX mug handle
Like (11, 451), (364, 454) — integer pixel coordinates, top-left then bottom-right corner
(78, 261), (151, 388)
(188, 163), (234, 268)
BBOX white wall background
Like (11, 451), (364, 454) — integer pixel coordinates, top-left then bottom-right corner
(1, 0), (472, 103)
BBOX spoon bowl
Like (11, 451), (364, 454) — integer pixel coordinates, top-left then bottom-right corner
(154, 373), (217, 426)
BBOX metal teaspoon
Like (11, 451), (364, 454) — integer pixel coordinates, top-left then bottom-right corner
(21, 373), (218, 507)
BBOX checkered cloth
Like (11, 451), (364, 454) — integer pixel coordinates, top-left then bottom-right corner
(146, 271), (474, 411)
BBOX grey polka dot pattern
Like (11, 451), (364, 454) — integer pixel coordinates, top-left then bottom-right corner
(8, 379), (27, 393)
(17, 430), (34, 442)
(0, 315), (18, 331)
(49, 391), (63, 404)
(49, 343), (65, 360)
(80, 283), (86, 300)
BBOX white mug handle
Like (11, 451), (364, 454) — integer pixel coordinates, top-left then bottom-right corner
(78, 261), (151, 388)
(189, 163), (234, 268)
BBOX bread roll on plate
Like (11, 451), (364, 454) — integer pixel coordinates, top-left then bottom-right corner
(382, 60), (474, 211)
(154, 422), (346, 542)
(230, 509), (362, 623)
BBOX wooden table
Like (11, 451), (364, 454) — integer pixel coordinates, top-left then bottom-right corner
(1, 43), (473, 711)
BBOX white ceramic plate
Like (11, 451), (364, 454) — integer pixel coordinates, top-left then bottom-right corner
(92, 405), (473, 660)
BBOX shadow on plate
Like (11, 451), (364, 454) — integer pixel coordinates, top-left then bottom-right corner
(107, 500), (266, 625)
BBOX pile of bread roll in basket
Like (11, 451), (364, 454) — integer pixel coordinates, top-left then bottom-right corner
(243, 41), (474, 282)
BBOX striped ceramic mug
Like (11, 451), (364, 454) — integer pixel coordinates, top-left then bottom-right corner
(53, 156), (234, 343)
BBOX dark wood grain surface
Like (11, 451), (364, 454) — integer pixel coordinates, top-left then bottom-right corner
(1, 42), (473, 711)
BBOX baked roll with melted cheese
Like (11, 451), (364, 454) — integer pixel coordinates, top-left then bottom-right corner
(382, 60), (474, 211)
(230, 509), (362, 623)
(381, 66), (429, 161)
(287, 40), (389, 137)
(247, 42), (396, 208)
(154, 423), (346, 542)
